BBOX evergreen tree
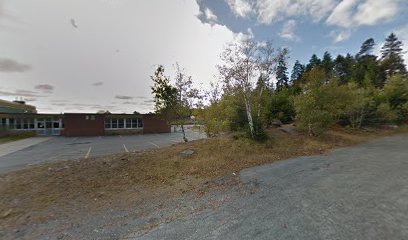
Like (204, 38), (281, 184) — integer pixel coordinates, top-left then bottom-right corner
(305, 54), (321, 72)
(334, 54), (355, 85)
(380, 33), (407, 77)
(275, 52), (289, 91)
(321, 51), (334, 78)
(357, 38), (375, 58)
(290, 60), (305, 84)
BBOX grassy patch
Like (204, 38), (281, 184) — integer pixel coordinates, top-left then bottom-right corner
(0, 131), (36, 144)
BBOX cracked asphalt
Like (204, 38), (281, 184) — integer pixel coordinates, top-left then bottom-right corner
(126, 134), (408, 240)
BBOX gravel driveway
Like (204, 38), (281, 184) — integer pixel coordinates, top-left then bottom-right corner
(126, 134), (408, 240)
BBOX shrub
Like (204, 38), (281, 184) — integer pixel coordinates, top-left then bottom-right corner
(375, 102), (398, 123)
(294, 70), (345, 135)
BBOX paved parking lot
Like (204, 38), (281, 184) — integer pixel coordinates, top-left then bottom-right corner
(0, 127), (206, 174)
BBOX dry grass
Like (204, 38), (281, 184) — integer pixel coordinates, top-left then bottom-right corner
(1, 125), (407, 227)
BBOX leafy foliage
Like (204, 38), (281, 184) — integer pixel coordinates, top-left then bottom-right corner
(151, 65), (177, 114)
(196, 33), (407, 140)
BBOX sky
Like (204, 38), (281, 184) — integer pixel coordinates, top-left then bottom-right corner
(0, 0), (407, 113)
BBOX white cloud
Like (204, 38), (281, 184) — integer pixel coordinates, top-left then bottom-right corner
(204, 7), (218, 23)
(326, 0), (357, 28)
(395, 24), (408, 66)
(222, 0), (405, 43)
(0, 0), (241, 113)
(326, 0), (402, 42)
(353, 0), (400, 26)
(254, 0), (338, 24)
(327, 0), (401, 28)
(233, 28), (254, 42)
(330, 29), (352, 43)
(225, 0), (253, 18)
(279, 19), (300, 42)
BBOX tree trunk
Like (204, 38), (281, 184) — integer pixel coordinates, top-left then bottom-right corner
(181, 124), (188, 142)
(308, 123), (314, 136)
(257, 86), (264, 119)
(358, 108), (365, 129)
(244, 95), (255, 139)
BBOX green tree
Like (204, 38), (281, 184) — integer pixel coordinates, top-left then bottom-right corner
(333, 54), (354, 85)
(275, 48), (289, 91)
(356, 38), (375, 58)
(342, 83), (374, 128)
(294, 68), (341, 135)
(151, 64), (200, 142)
(305, 54), (321, 72)
(267, 87), (295, 123)
(321, 51), (334, 78)
(380, 33), (407, 77)
(173, 64), (201, 141)
(151, 65), (177, 113)
(290, 60), (305, 85)
(382, 74), (408, 120)
(218, 40), (281, 140)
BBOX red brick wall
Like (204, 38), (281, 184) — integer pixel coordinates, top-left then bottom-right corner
(143, 114), (170, 133)
(63, 114), (105, 137)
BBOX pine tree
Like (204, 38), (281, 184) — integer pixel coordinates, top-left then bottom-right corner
(334, 54), (355, 85)
(276, 53), (289, 91)
(357, 38), (375, 58)
(321, 51), (333, 78)
(290, 60), (305, 84)
(305, 54), (321, 72)
(380, 33), (407, 77)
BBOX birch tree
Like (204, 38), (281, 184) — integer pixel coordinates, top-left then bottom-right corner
(151, 64), (200, 142)
(217, 39), (283, 139)
(173, 63), (200, 142)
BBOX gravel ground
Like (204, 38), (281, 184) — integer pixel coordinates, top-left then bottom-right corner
(2, 134), (407, 240)
(125, 134), (408, 240)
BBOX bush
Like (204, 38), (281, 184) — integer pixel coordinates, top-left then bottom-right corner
(267, 88), (295, 124)
(250, 118), (268, 141)
(376, 102), (398, 123)
(294, 71), (345, 135)
(341, 83), (374, 129)
(383, 74), (408, 121)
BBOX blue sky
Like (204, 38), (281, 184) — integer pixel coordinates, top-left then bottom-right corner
(198, 0), (408, 65)
(0, 0), (407, 113)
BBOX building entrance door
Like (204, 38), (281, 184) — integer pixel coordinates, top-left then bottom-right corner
(36, 118), (61, 136)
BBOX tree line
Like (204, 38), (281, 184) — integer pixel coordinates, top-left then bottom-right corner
(152, 33), (408, 141)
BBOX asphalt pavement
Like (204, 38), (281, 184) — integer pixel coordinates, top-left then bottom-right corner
(0, 128), (206, 174)
(126, 134), (408, 240)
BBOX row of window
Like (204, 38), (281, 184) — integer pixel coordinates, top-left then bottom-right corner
(0, 118), (62, 130)
(105, 118), (143, 129)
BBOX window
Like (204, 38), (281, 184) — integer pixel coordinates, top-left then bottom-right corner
(90, 115), (96, 120)
(105, 119), (111, 129)
(138, 118), (143, 128)
(9, 118), (15, 129)
(29, 120), (35, 129)
(23, 119), (29, 129)
(126, 119), (132, 128)
(131, 119), (137, 128)
(53, 122), (60, 129)
(1, 118), (6, 126)
(16, 119), (22, 129)
(105, 118), (139, 129)
(111, 118), (118, 128)
(118, 119), (124, 128)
